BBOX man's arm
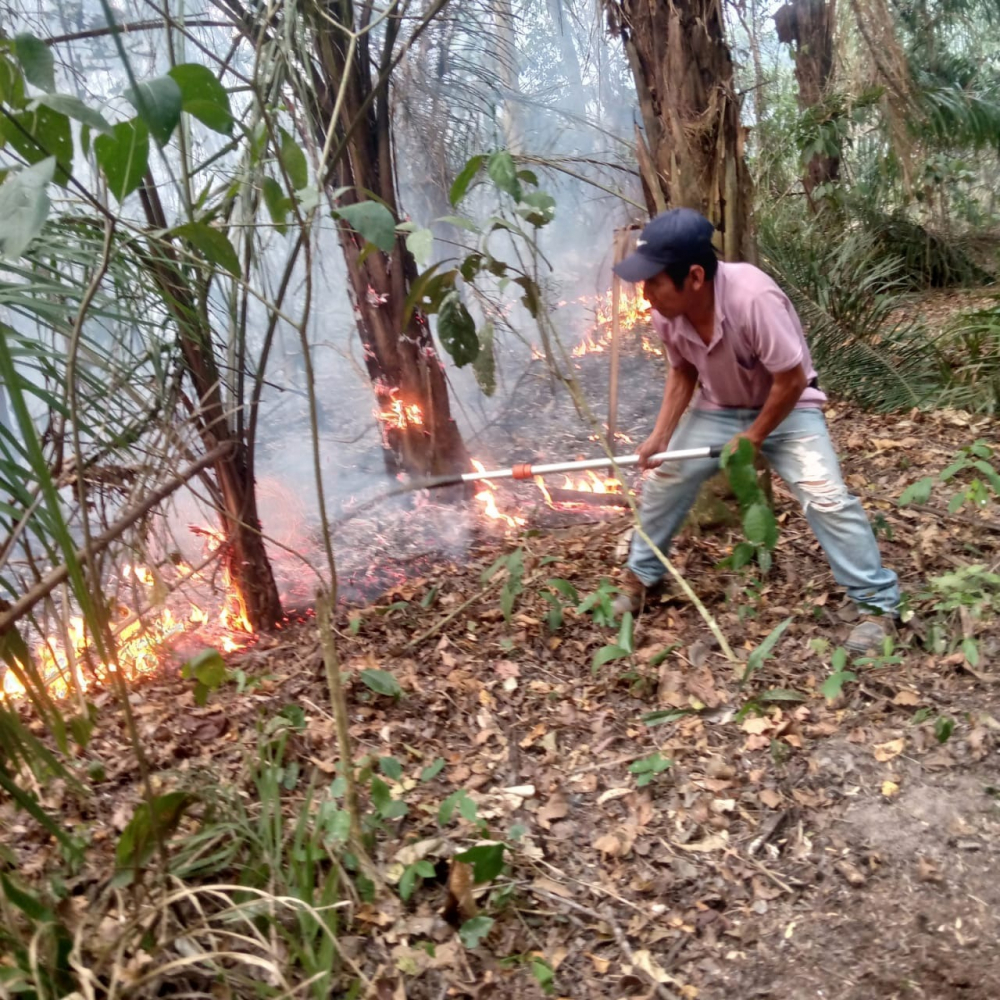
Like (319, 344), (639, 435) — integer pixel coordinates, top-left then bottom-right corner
(638, 362), (698, 469)
(743, 363), (808, 449)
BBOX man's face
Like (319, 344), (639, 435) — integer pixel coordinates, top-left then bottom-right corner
(641, 265), (705, 319)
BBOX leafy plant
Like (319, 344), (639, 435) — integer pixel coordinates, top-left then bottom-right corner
(821, 647), (858, 700)
(576, 578), (620, 627)
(592, 611), (634, 672)
(900, 439), (1000, 512)
(628, 751), (673, 787)
(721, 437), (779, 573)
(741, 616), (794, 686)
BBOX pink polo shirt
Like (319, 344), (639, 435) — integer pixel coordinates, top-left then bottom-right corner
(652, 262), (826, 410)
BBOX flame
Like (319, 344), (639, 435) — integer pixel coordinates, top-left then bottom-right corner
(471, 460), (525, 529)
(374, 388), (424, 432)
(528, 290), (662, 359)
(3, 529), (258, 703)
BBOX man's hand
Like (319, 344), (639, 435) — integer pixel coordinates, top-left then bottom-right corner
(724, 433), (762, 462)
(637, 433), (669, 470)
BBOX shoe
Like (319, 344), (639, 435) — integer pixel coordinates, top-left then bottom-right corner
(845, 614), (898, 655)
(613, 570), (648, 616)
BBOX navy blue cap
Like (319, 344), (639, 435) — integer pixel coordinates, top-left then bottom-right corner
(613, 208), (716, 283)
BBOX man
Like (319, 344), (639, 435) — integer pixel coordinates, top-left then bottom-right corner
(612, 208), (899, 654)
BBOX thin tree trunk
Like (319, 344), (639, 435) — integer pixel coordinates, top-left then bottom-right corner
(138, 181), (283, 631)
(775, 0), (840, 204)
(607, 0), (753, 262)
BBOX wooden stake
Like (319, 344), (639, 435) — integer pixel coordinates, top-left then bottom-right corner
(607, 228), (631, 450)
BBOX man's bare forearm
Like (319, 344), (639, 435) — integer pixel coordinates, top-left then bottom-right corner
(651, 366), (698, 445)
(745, 365), (808, 447)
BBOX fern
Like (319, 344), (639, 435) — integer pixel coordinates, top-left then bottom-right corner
(758, 223), (947, 412)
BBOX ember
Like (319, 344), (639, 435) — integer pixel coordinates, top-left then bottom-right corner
(570, 289), (660, 358)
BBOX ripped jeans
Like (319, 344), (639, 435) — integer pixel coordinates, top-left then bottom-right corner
(628, 407), (900, 614)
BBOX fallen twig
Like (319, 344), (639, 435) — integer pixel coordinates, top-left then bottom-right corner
(530, 886), (683, 1000)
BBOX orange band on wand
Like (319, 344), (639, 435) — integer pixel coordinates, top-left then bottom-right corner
(511, 463), (534, 480)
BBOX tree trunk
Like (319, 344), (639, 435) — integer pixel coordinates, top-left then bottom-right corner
(139, 182), (283, 631)
(775, 0), (840, 202)
(607, 0), (753, 262)
(310, 8), (470, 479)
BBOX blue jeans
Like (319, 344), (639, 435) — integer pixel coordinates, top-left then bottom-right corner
(628, 407), (900, 614)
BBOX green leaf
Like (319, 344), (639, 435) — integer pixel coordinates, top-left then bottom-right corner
(0, 105), (73, 186)
(181, 648), (228, 706)
(438, 290), (480, 367)
(820, 669), (856, 700)
(168, 63), (233, 134)
(592, 643), (630, 670)
(94, 118), (149, 201)
(262, 176), (290, 234)
(33, 94), (112, 134)
(729, 541), (756, 569)
(743, 502), (778, 549)
(487, 150), (521, 200)
(459, 915), (494, 949)
(359, 668), (402, 698)
(114, 791), (195, 886)
(0, 46), (27, 108)
(278, 128), (308, 190)
(939, 460), (967, 482)
(124, 75), (182, 148)
(455, 842), (505, 883)
(420, 757), (445, 782)
(1, 872), (51, 922)
(759, 688), (808, 702)
(745, 617), (794, 680)
(473, 320), (496, 396)
(934, 715), (954, 744)
(617, 610), (634, 653)
(335, 200), (397, 254)
(962, 636), (979, 667)
(405, 227), (434, 267)
(547, 578), (579, 602)
(436, 213), (481, 233)
(14, 33), (54, 93)
(531, 958), (555, 995)
(439, 788), (474, 825)
(379, 756), (403, 781)
(450, 154), (484, 206)
(972, 460), (1000, 494)
(173, 221), (241, 277)
(642, 707), (692, 727)
(831, 646), (848, 670)
(0, 156), (54, 260)
(518, 190), (556, 227)
(899, 477), (934, 505)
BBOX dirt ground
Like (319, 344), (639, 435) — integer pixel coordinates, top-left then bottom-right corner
(3, 307), (1000, 1000)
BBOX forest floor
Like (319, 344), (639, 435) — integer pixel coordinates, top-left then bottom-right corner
(4, 294), (1000, 1000)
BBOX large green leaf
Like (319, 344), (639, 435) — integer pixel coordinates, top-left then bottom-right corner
(743, 502), (778, 549)
(124, 75), (182, 148)
(168, 63), (233, 135)
(173, 221), (241, 277)
(0, 45), (27, 109)
(487, 150), (521, 201)
(35, 93), (112, 135)
(335, 200), (397, 253)
(454, 842), (505, 883)
(262, 176), (290, 234)
(278, 128), (308, 190)
(94, 118), (149, 201)
(450, 154), (484, 206)
(0, 105), (73, 186)
(437, 291), (479, 367)
(14, 33), (54, 93)
(0, 157), (54, 260)
(114, 791), (196, 887)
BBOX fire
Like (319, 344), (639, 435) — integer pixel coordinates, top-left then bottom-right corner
(374, 388), (423, 432)
(559, 471), (622, 494)
(2, 528), (257, 702)
(528, 289), (662, 359)
(471, 460), (526, 529)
